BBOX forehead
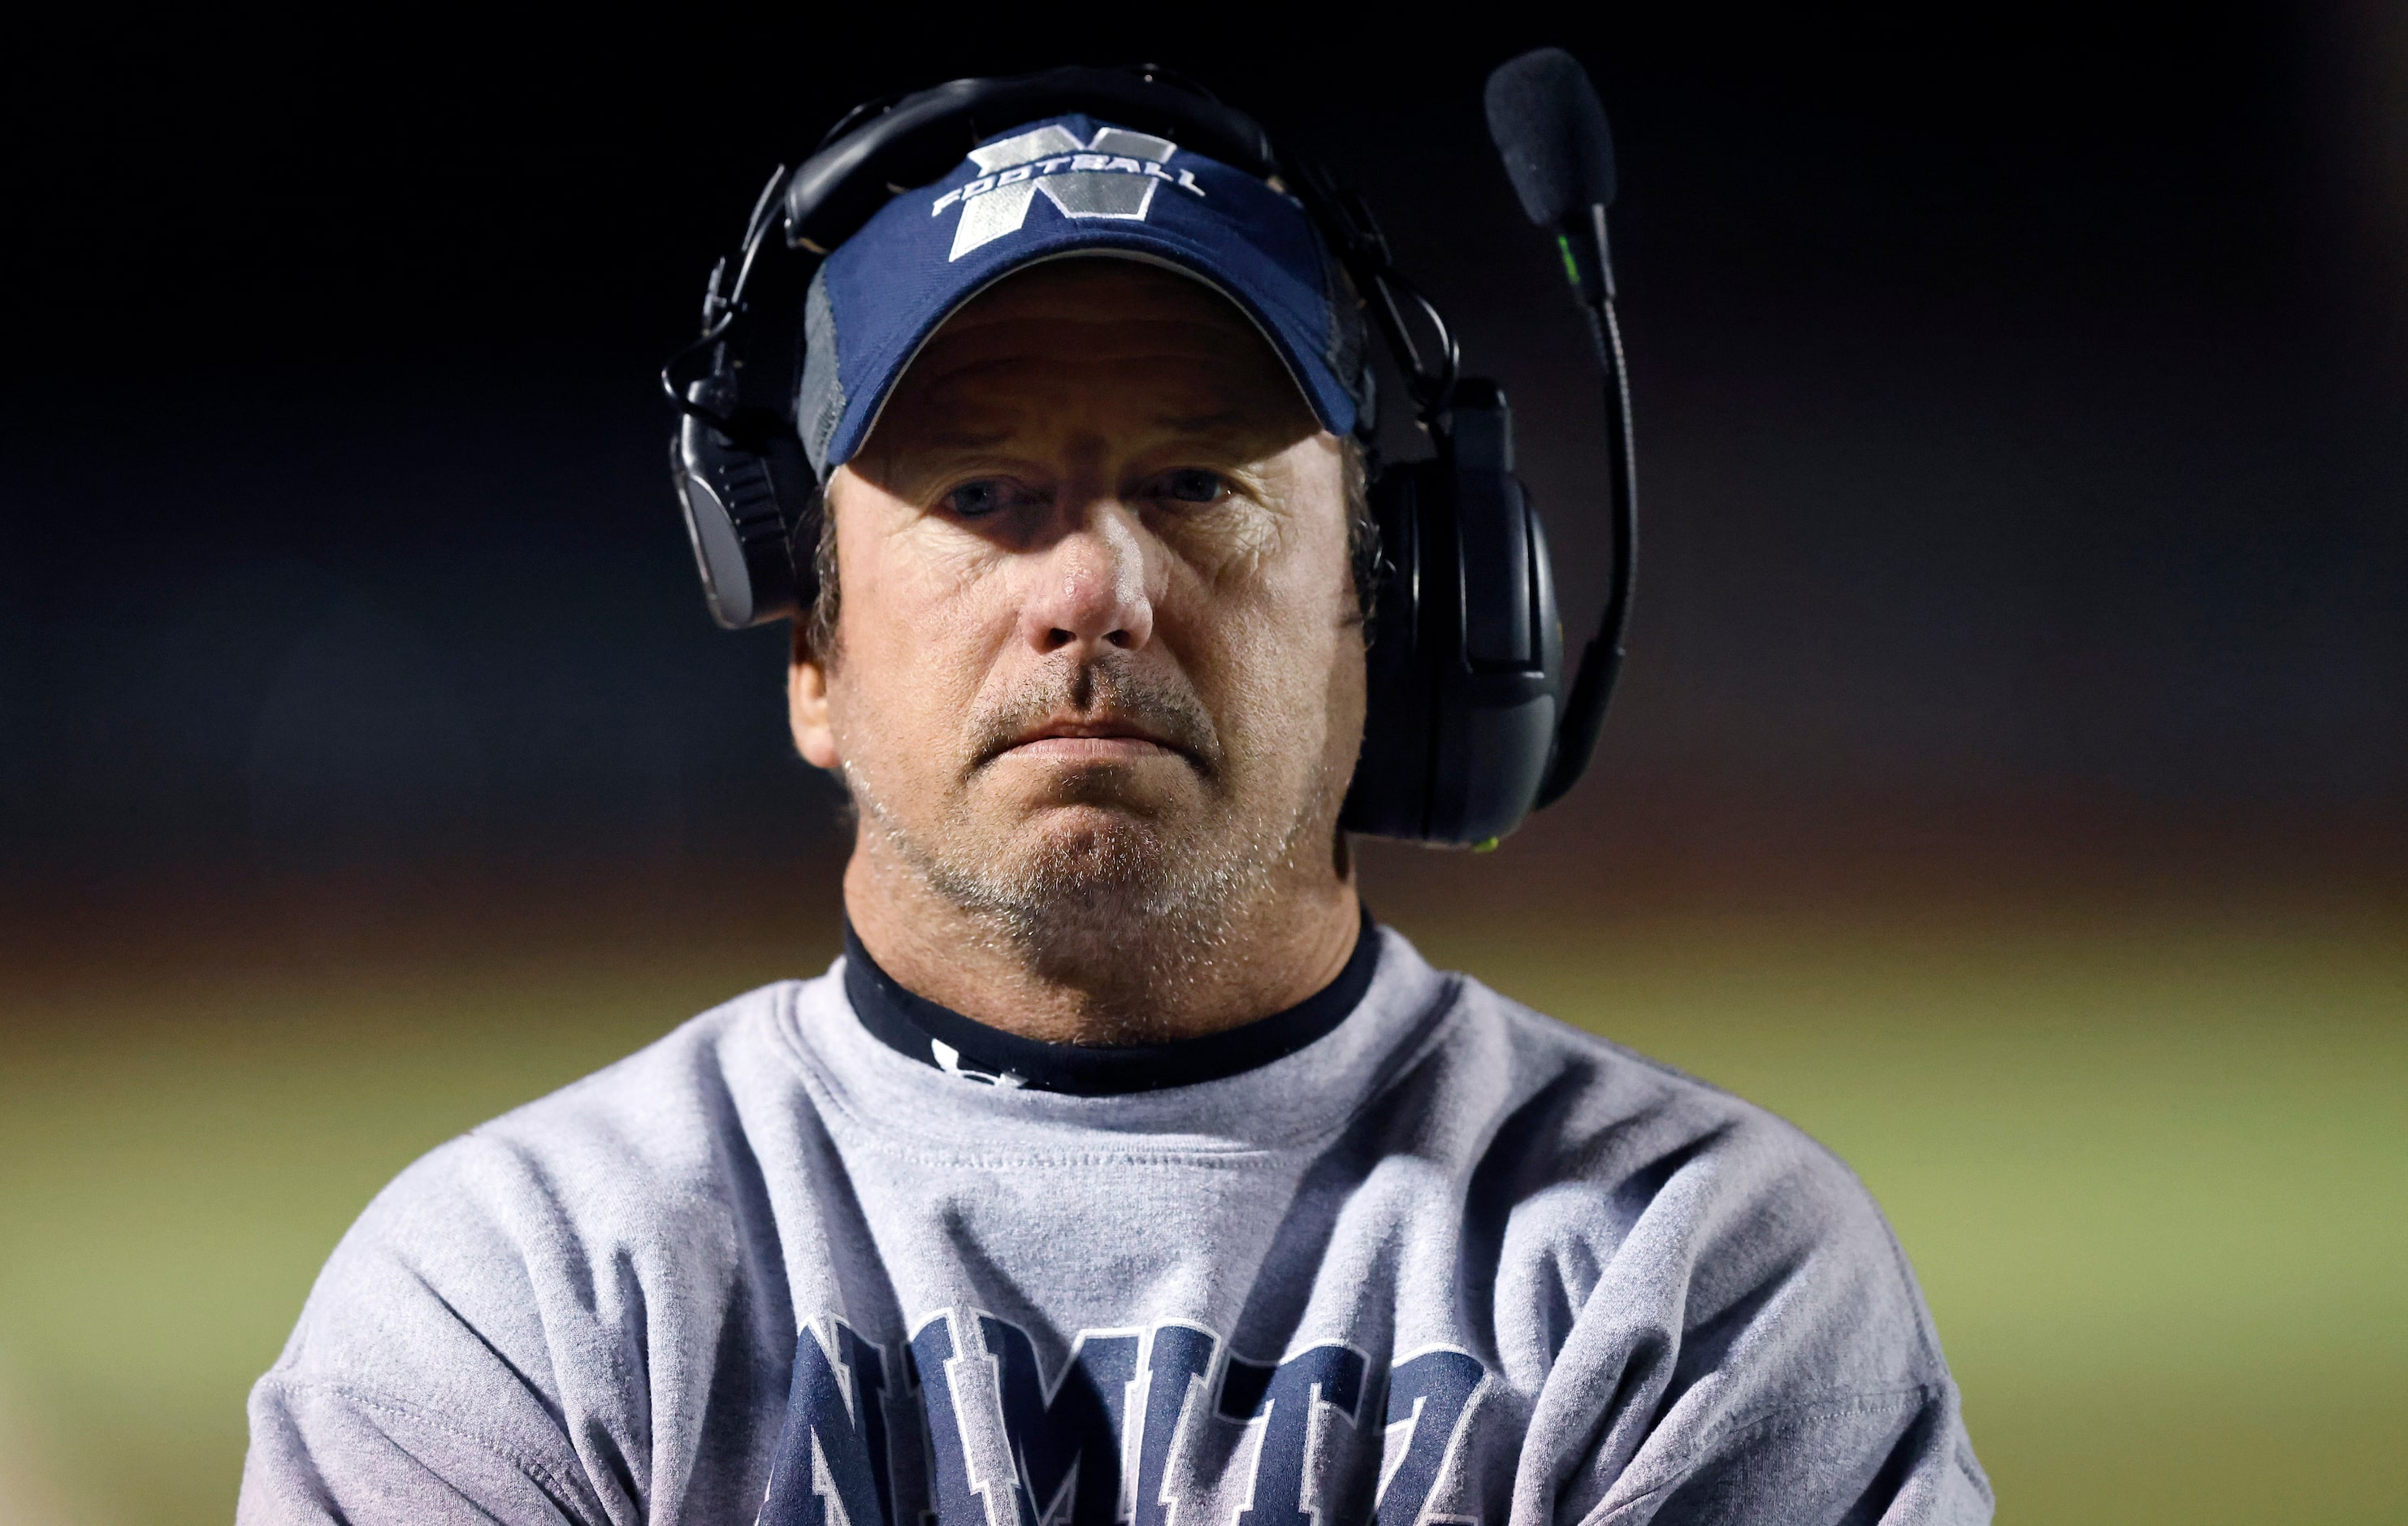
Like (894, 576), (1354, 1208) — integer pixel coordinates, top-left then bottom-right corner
(869, 258), (1315, 444)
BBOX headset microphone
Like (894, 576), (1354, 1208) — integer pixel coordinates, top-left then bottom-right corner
(1485, 48), (1618, 292)
(1482, 47), (1639, 810)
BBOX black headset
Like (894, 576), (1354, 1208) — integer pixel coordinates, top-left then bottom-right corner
(665, 54), (1635, 848)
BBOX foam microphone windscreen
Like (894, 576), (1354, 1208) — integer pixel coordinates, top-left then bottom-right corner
(1484, 48), (1618, 226)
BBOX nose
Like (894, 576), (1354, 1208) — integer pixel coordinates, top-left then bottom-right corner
(1018, 501), (1156, 659)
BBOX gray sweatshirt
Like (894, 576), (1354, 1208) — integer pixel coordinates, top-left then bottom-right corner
(239, 926), (1991, 1525)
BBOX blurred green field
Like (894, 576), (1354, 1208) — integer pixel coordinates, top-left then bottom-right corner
(1, 898), (2402, 1524)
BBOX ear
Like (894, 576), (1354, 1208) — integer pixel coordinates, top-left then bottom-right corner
(788, 626), (841, 770)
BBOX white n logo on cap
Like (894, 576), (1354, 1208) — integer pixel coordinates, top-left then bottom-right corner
(929, 125), (1205, 261)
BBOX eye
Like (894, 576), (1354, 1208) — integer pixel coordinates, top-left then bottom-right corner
(941, 479), (1029, 518)
(1149, 468), (1229, 506)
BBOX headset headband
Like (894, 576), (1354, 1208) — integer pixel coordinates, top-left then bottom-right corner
(781, 67), (1280, 254)
(663, 64), (1459, 441)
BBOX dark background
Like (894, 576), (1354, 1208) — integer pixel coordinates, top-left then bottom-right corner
(2, 10), (2405, 1524)
(6, 2), (2402, 901)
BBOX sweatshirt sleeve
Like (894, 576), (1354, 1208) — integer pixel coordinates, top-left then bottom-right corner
(1592, 1383), (1990, 1525)
(234, 1000), (803, 1526)
(233, 1134), (639, 1526)
(239, 1376), (596, 1524)
(1504, 1090), (1994, 1526)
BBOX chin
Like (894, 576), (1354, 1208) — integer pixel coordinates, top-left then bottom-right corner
(1013, 803), (1174, 872)
(989, 761), (1202, 825)
(903, 783), (1272, 955)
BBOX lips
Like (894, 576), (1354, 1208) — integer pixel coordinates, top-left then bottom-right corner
(965, 668), (1217, 775)
(998, 717), (1186, 762)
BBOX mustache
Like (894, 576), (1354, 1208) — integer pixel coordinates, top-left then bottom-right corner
(966, 659), (1219, 774)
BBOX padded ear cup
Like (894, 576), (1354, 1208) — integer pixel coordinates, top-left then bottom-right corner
(1341, 380), (1563, 844)
(670, 376), (817, 630)
(1344, 459), (1439, 838)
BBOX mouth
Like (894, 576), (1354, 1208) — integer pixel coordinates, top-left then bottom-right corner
(992, 715), (1192, 765)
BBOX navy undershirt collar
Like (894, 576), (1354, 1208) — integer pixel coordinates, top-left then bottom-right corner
(842, 908), (1379, 1095)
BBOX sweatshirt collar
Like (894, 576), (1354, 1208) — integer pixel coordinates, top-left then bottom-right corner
(841, 909), (1379, 1096)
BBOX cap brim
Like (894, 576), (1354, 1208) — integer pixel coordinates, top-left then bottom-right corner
(838, 245), (1342, 476)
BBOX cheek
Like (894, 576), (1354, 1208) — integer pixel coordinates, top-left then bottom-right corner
(824, 505), (1009, 760)
(1179, 467), (1359, 773)
(1163, 495), (1284, 587)
(1204, 610), (1345, 792)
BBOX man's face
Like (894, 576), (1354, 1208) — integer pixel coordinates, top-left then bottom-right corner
(790, 258), (1362, 960)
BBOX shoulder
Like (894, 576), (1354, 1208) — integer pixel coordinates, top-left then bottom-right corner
(244, 979), (822, 1519)
(268, 978), (812, 1396)
(1415, 965), (1947, 1381)
(374, 977), (803, 1244)
(1410, 970), (1985, 1518)
(1414, 965), (1871, 1207)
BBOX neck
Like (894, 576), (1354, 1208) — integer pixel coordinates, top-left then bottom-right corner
(842, 835), (1362, 1047)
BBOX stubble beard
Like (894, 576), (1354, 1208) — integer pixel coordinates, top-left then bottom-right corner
(842, 661), (1344, 1032)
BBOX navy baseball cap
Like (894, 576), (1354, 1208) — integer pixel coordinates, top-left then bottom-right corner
(793, 113), (1368, 478)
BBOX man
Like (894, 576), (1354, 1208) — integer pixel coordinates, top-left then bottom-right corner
(240, 96), (1992, 1525)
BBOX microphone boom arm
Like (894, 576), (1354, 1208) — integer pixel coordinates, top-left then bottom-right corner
(1535, 209), (1638, 809)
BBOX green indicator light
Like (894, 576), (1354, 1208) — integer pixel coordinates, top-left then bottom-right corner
(1555, 233), (1581, 288)
(1471, 836), (1501, 854)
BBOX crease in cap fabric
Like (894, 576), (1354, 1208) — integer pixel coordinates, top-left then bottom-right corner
(793, 113), (1368, 479)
